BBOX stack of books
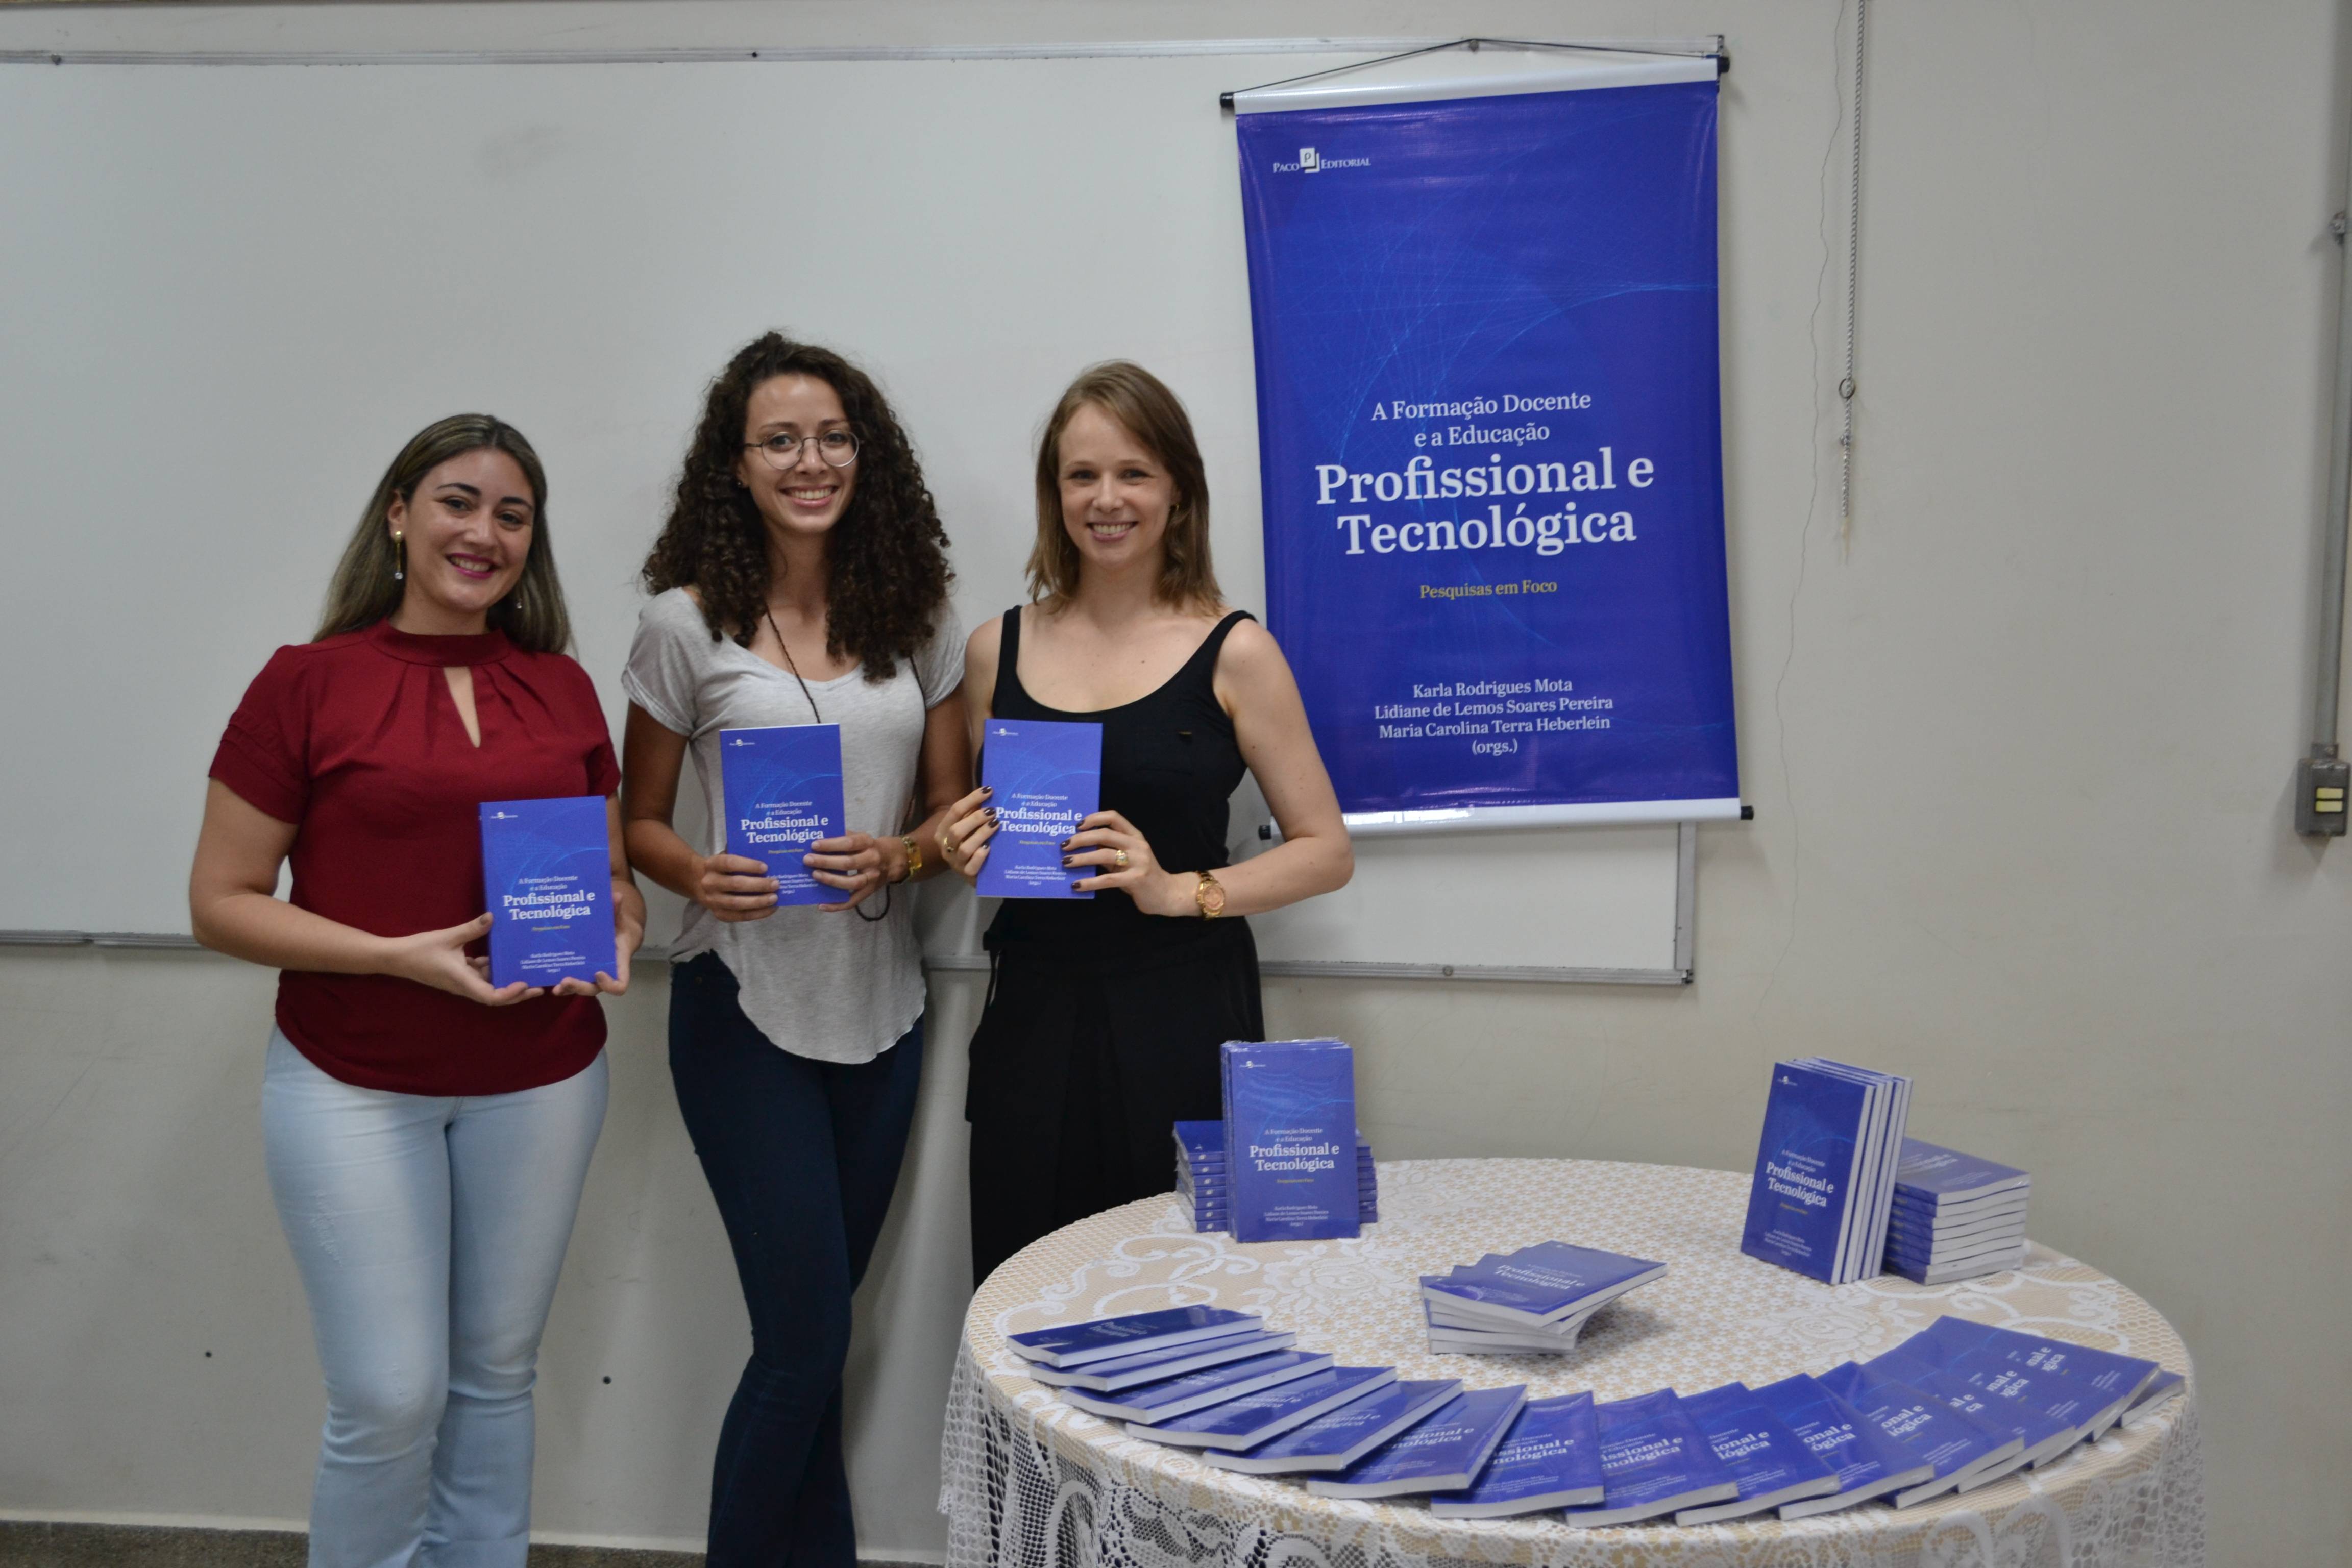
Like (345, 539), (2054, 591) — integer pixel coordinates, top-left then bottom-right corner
(1005, 1307), (2173, 1525)
(1418, 1242), (1667, 1355)
(1174, 1120), (1377, 1234)
(1740, 1058), (1913, 1284)
(1883, 1138), (2030, 1284)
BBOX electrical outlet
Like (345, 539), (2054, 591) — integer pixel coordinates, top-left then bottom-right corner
(2295, 754), (2349, 836)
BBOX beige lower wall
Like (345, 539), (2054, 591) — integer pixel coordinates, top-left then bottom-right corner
(6, 821), (2349, 1563)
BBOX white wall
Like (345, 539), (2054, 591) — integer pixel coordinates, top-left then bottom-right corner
(2, 2), (2348, 1565)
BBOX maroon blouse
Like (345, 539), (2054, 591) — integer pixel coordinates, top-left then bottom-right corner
(209, 621), (622, 1096)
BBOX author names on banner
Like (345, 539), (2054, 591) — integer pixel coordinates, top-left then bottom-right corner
(1372, 677), (1613, 756)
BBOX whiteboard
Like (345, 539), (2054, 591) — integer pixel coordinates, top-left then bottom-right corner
(0, 50), (1698, 977)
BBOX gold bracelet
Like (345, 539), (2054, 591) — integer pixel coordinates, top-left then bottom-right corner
(899, 834), (923, 883)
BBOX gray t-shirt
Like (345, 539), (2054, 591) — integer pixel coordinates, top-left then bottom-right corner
(622, 587), (964, 1063)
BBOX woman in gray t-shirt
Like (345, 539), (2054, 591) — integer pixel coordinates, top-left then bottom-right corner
(619, 334), (967, 1568)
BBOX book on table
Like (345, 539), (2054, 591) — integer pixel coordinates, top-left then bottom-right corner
(1812, 1361), (2023, 1506)
(1892, 1138), (2030, 1205)
(1123, 1365), (1394, 1449)
(1748, 1374), (1934, 1519)
(1739, 1058), (1911, 1284)
(973, 718), (1101, 899)
(1021, 1329), (1296, 1391)
(718, 723), (846, 907)
(1057, 1349), (1333, 1423)
(1175, 1118), (1378, 1232)
(1865, 1334), (2087, 1472)
(2120, 1370), (2186, 1427)
(1220, 1040), (1360, 1242)
(1304, 1385), (1525, 1499)
(1881, 1138), (2031, 1282)
(1886, 1247), (2028, 1286)
(1201, 1379), (1461, 1475)
(478, 795), (616, 988)
(1006, 1306), (1264, 1368)
(1671, 1382), (1841, 1523)
(1419, 1242), (1667, 1328)
(1894, 1315), (2157, 1441)
(1561, 1389), (1738, 1526)
(1427, 1392), (1606, 1517)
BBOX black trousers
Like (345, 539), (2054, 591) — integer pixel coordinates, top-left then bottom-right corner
(669, 953), (926, 1568)
(965, 923), (1264, 1288)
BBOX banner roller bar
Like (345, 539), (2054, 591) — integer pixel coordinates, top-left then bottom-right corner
(1221, 36), (1726, 112)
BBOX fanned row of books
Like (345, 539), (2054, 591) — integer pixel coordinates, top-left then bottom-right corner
(1006, 1307), (2182, 1524)
(1884, 1139), (2030, 1284)
(1741, 1058), (1914, 1284)
(1174, 1121), (1378, 1234)
(1418, 1242), (1665, 1355)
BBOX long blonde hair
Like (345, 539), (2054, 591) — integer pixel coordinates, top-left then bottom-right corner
(1027, 362), (1222, 611)
(316, 413), (573, 653)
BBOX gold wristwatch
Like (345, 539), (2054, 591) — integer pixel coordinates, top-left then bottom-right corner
(1194, 869), (1227, 919)
(899, 835), (923, 882)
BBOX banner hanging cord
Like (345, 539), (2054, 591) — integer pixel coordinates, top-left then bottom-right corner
(1839, 0), (1868, 548)
(1220, 35), (1725, 108)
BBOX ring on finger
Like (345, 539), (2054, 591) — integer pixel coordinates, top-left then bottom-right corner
(1113, 848), (1130, 869)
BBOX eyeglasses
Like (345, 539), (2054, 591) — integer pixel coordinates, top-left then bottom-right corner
(745, 430), (859, 470)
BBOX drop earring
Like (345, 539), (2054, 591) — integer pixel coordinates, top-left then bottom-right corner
(391, 529), (405, 582)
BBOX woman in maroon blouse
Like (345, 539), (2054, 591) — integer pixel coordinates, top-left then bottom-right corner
(189, 414), (642, 1568)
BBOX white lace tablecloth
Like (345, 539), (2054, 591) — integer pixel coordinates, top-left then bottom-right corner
(941, 1158), (2202, 1568)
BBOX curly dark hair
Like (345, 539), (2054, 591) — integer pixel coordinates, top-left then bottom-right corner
(641, 333), (951, 679)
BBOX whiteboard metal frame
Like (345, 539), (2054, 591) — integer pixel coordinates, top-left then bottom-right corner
(0, 823), (1701, 984)
(0, 37), (1709, 70)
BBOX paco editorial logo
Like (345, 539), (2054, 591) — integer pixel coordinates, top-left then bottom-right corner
(1271, 145), (1373, 174)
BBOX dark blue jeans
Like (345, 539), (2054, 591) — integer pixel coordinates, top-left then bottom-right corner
(668, 953), (925, 1568)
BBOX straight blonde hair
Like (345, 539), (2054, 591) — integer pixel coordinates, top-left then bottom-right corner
(1027, 362), (1222, 611)
(316, 414), (573, 653)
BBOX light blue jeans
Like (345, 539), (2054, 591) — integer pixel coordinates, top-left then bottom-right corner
(261, 1031), (608, 1568)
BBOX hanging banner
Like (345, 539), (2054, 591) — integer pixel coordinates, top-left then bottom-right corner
(1236, 74), (1738, 829)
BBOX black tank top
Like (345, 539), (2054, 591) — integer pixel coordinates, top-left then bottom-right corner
(983, 606), (1254, 958)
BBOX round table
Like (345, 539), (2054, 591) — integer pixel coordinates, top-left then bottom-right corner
(941, 1159), (2203, 1568)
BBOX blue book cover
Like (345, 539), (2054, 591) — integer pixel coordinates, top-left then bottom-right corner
(1904, 1316), (2157, 1438)
(1221, 1040), (1359, 1243)
(974, 718), (1101, 899)
(479, 795), (616, 989)
(1814, 1361), (2021, 1505)
(1893, 1138), (2031, 1206)
(1173, 1121), (1224, 1169)
(1886, 1204), (2028, 1243)
(1741, 1061), (1874, 1283)
(1788, 1056), (1910, 1281)
(1562, 1389), (1738, 1526)
(1125, 1364), (1394, 1449)
(1884, 1228), (2027, 1267)
(2121, 1370), (2186, 1425)
(1023, 1329), (1293, 1391)
(718, 724), (845, 907)
(1007, 1306), (1262, 1368)
(1420, 1242), (1667, 1327)
(1672, 1382), (1840, 1523)
(1886, 1247), (2027, 1287)
(1304, 1385), (1525, 1499)
(1205, 1379), (1461, 1475)
(1749, 1374), (1933, 1520)
(1060, 1349), (1332, 1423)
(1867, 1339), (2084, 1470)
(1427, 1392), (1606, 1517)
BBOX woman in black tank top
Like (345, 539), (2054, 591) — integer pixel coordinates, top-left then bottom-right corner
(938, 363), (1353, 1286)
